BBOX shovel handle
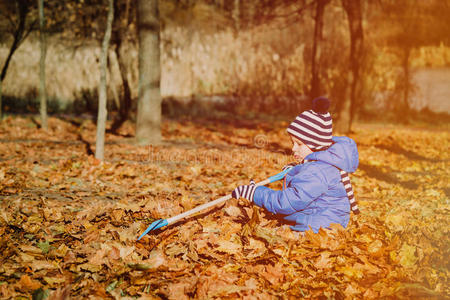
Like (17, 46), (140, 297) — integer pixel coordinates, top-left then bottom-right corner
(137, 168), (293, 239)
(166, 168), (292, 225)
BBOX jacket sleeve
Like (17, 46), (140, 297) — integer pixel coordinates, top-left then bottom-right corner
(253, 168), (328, 215)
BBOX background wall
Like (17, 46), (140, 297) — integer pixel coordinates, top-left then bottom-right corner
(1, 0), (449, 117)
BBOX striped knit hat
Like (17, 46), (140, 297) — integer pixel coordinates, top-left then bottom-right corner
(287, 97), (332, 151)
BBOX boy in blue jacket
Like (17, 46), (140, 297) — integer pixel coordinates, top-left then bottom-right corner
(232, 97), (360, 233)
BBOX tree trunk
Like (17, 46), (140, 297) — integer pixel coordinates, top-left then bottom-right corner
(310, 0), (330, 99)
(400, 47), (411, 122)
(335, 73), (352, 133)
(339, 0), (364, 133)
(114, 45), (132, 121)
(136, 0), (162, 145)
(232, 0), (241, 33)
(38, 0), (48, 130)
(0, 81), (2, 120)
(95, 0), (114, 160)
(0, 0), (29, 120)
(112, 0), (133, 123)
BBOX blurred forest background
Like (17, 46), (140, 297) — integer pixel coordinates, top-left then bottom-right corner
(1, 1), (450, 298)
(1, 0), (450, 132)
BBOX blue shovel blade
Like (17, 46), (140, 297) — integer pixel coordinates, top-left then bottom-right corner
(137, 219), (169, 240)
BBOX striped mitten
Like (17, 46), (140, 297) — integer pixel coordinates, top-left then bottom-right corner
(232, 180), (256, 202)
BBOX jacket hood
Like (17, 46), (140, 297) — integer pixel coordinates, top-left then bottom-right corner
(305, 136), (359, 173)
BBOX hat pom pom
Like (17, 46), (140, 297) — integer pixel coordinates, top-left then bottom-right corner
(312, 97), (330, 114)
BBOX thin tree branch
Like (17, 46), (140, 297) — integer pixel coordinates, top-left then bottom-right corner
(5, 14), (18, 32)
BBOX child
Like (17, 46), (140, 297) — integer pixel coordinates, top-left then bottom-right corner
(232, 97), (359, 233)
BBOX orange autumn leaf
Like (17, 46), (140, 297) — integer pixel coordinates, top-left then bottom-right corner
(315, 252), (332, 269)
(261, 263), (284, 285)
(18, 275), (41, 291)
(0, 116), (448, 299)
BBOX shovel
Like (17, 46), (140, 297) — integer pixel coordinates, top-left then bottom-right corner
(137, 167), (292, 240)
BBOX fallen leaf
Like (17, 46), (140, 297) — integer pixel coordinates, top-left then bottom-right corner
(244, 277), (259, 290)
(135, 249), (167, 270)
(48, 285), (72, 300)
(167, 277), (197, 300)
(166, 243), (187, 257)
(119, 245), (135, 259)
(78, 263), (102, 273)
(30, 260), (57, 271)
(18, 274), (41, 291)
(224, 206), (242, 218)
(111, 209), (125, 222)
(344, 284), (360, 295)
(88, 248), (107, 266)
(315, 252), (332, 269)
(398, 243), (417, 267)
(215, 240), (242, 255)
(108, 246), (121, 260)
(385, 214), (405, 232)
(338, 265), (364, 279)
(261, 263), (284, 285)
(37, 241), (51, 254)
(19, 245), (42, 255)
(44, 276), (66, 285)
(368, 239), (383, 254)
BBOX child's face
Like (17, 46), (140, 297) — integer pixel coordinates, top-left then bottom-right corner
(291, 137), (313, 162)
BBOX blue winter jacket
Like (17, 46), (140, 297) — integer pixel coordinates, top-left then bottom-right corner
(253, 136), (359, 233)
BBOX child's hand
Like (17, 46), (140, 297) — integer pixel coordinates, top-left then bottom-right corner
(231, 180), (256, 202)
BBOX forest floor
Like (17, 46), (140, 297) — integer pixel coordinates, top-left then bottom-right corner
(0, 115), (448, 299)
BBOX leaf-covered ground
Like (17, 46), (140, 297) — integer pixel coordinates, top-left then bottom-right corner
(0, 116), (448, 299)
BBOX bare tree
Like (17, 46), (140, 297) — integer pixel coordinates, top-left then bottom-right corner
(136, 0), (161, 145)
(38, 0), (47, 130)
(384, 0), (419, 121)
(335, 0), (364, 133)
(95, 0), (114, 160)
(110, 0), (134, 131)
(0, 0), (36, 119)
(310, 0), (330, 99)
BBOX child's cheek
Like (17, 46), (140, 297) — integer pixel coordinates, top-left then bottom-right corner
(299, 145), (310, 157)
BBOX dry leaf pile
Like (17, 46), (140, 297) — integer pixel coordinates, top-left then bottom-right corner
(0, 116), (448, 299)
